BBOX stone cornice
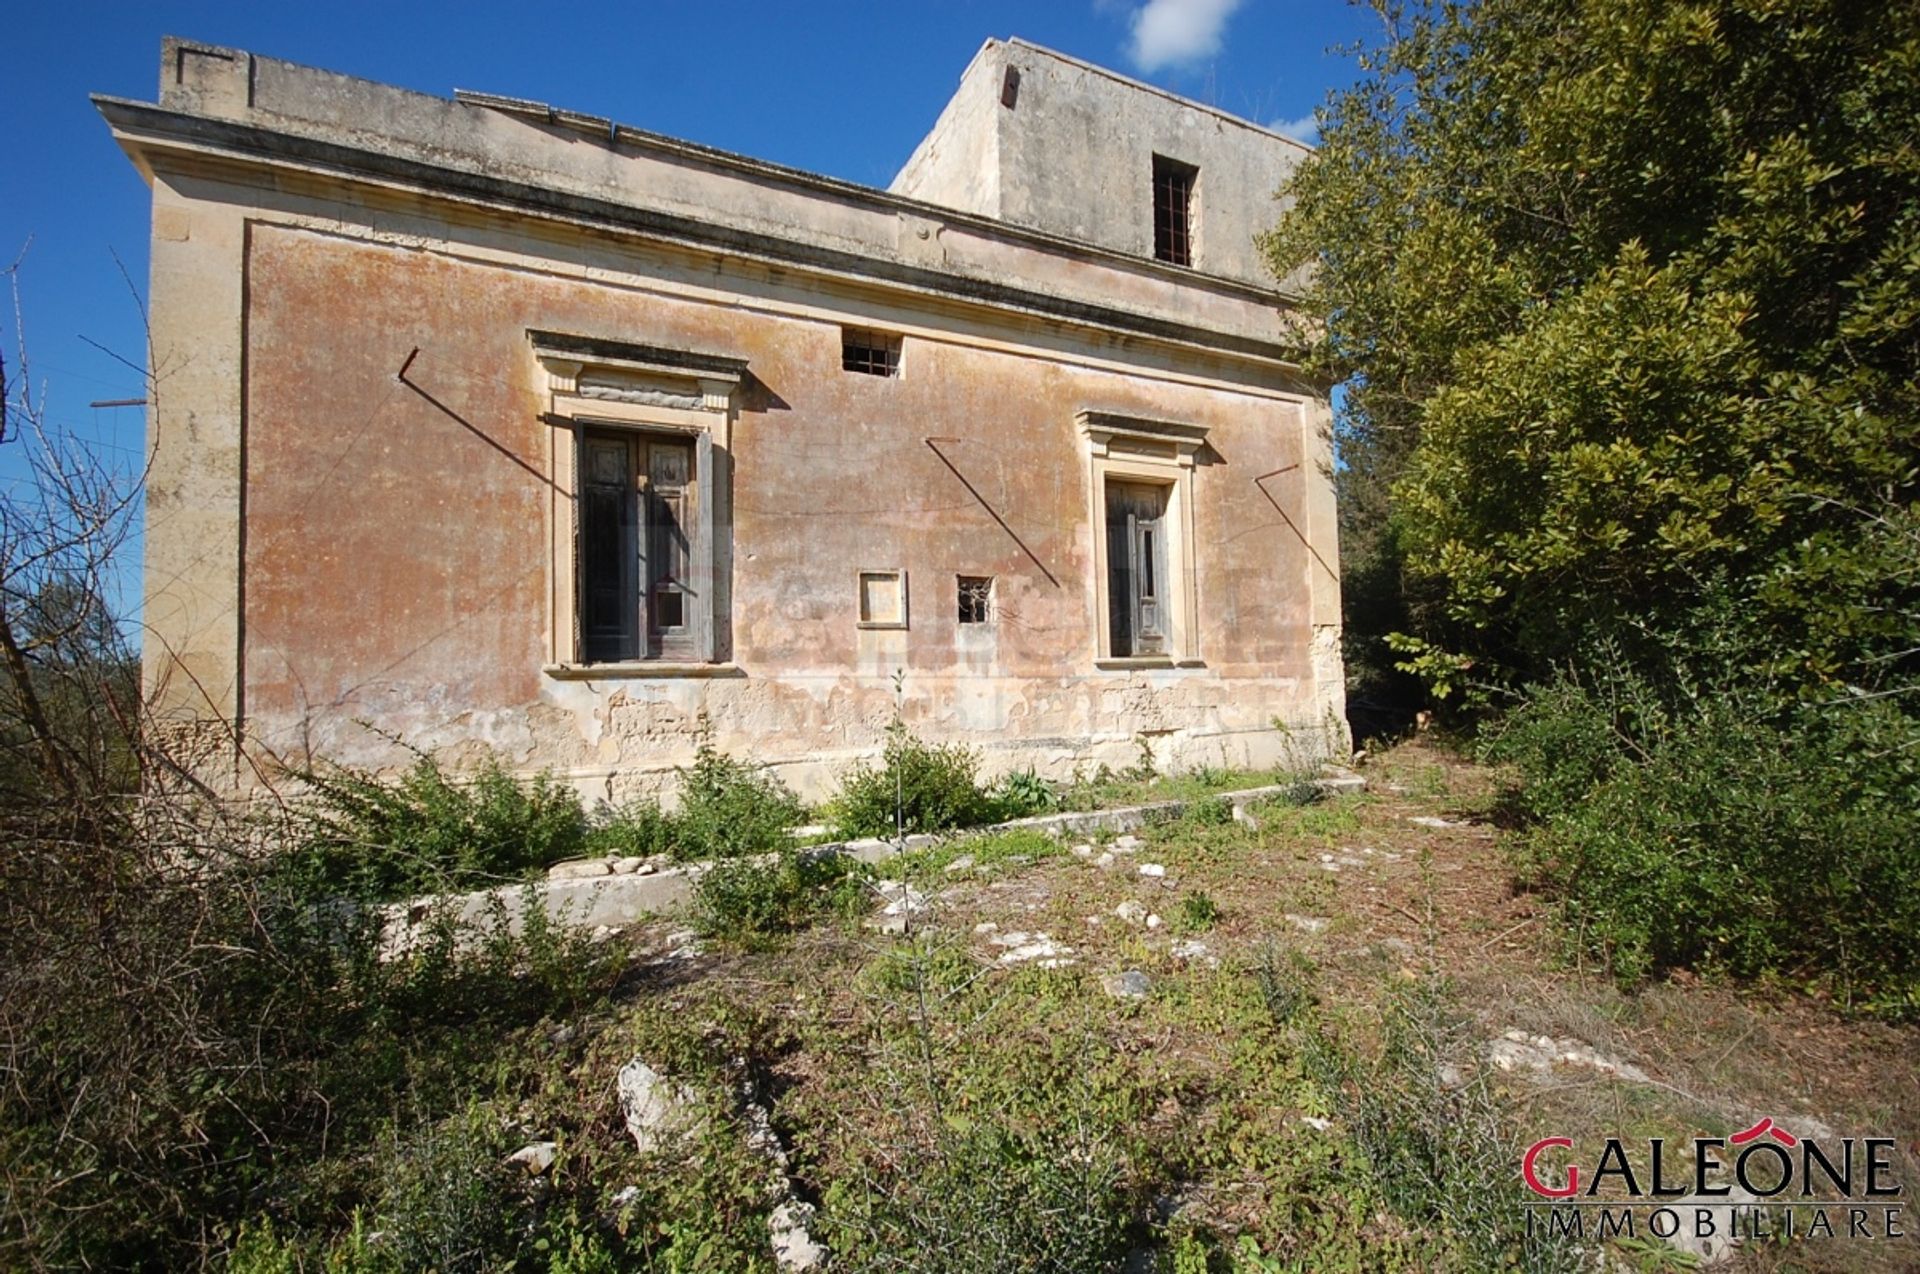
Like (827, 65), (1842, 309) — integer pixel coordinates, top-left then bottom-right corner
(96, 96), (1311, 371)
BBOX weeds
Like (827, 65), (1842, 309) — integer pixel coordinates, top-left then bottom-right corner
(692, 850), (870, 943)
(830, 719), (999, 838)
(668, 727), (808, 860)
(286, 753), (586, 900)
(1178, 890), (1220, 932)
(1272, 956), (1590, 1274)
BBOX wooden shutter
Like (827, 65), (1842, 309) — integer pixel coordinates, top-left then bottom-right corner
(579, 432), (639, 662)
(691, 429), (716, 662)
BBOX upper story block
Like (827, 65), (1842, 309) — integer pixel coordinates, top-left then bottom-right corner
(892, 38), (1310, 288)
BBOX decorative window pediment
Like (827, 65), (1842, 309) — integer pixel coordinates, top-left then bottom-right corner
(1076, 411), (1209, 466)
(531, 330), (746, 415)
(532, 330), (746, 674)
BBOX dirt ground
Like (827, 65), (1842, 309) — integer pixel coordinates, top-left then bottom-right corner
(606, 739), (1920, 1271)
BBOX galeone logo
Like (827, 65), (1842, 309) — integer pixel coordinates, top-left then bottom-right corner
(1521, 1120), (1907, 1246)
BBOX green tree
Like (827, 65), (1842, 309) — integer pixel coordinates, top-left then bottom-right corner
(1266, 0), (1920, 703)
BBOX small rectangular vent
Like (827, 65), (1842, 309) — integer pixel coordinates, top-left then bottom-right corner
(842, 327), (902, 377)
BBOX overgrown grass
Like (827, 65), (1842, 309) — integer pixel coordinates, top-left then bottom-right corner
(1267, 954), (1591, 1273)
(892, 825), (1065, 877)
(3, 818), (626, 1270)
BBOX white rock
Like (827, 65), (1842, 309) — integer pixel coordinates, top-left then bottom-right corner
(547, 859), (610, 879)
(993, 932), (1074, 967)
(1145, 913), (1163, 929)
(973, 921), (999, 935)
(1285, 913), (1330, 934)
(1114, 900), (1149, 925)
(611, 856), (646, 875)
(505, 1141), (556, 1174)
(1169, 938), (1216, 966)
(1138, 863), (1167, 878)
(1101, 969), (1153, 998)
(1486, 1032), (1650, 1085)
(1409, 815), (1465, 829)
(770, 1199), (828, 1271)
(943, 854), (976, 874)
(1663, 1187), (1761, 1267)
(1094, 852), (1116, 869)
(1070, 842), (1095, 858)
(618, 1059), (702, 1152)
(874, 879), (929, 909)
(1298, 1116), (1333, 1132)
(1112, 834), (1144, 852)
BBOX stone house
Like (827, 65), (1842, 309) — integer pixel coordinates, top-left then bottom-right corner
(97, 36), (1346, 801)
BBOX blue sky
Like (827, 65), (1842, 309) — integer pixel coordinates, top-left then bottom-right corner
(2, 0), (1375, 629)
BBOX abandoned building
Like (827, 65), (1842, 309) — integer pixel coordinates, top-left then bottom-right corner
(97, 35), (1347, 801)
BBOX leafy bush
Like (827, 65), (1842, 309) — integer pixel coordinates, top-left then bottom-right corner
(582, 797), (675, 861)
(692, 849), (869, 942)
(287, 753), (586, 900)
(290, 732), (810, 903)
(991, 767), (1057, 819)
(831, 722), (999, 838)
(368, 1103), (524, 1272)
(670, 729), (808, 860)
(1492, 675), (1920, 1014)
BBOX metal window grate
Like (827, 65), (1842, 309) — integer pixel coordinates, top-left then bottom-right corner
(842, 327), (902, 377)
(1152, 155), (1197, 266)
(957, 575), (993, 625)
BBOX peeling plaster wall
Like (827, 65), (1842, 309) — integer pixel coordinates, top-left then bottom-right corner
(236, 225), (1341, 800)
(109, 38), (1349, 803)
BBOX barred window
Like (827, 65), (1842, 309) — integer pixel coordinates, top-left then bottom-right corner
(842, 327), (902, 377)
(1152, 155), (1197, 266)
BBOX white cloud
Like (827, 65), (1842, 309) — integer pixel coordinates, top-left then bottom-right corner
(1127, 0), (1246, 73)
(1270, 112), (1319, 144)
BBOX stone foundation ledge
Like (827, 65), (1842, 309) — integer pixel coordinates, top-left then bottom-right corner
(380, 771), (1365, 947)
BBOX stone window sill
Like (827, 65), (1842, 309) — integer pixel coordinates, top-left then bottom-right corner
(1094, 657), (1206, 671)
(543, 662), (744, 681)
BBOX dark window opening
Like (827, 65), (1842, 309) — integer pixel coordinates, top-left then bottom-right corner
(1152, 155), (1197, 266)
(579, 429), (696, 662)
(957, 576), (993, 625)
(842, 327), (902, 377)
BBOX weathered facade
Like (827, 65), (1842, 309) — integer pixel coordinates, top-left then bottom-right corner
(99, 36), (1345, 801)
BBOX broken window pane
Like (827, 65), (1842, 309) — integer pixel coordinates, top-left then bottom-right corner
(957, 575), (993, 624)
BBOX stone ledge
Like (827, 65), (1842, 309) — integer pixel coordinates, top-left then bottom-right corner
(381, 771), (1364, 945)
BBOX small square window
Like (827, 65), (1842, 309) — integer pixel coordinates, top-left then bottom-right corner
(857, 569), (908, 628)
(957, 576), (993, 625)
(842, 327), (902, 377)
